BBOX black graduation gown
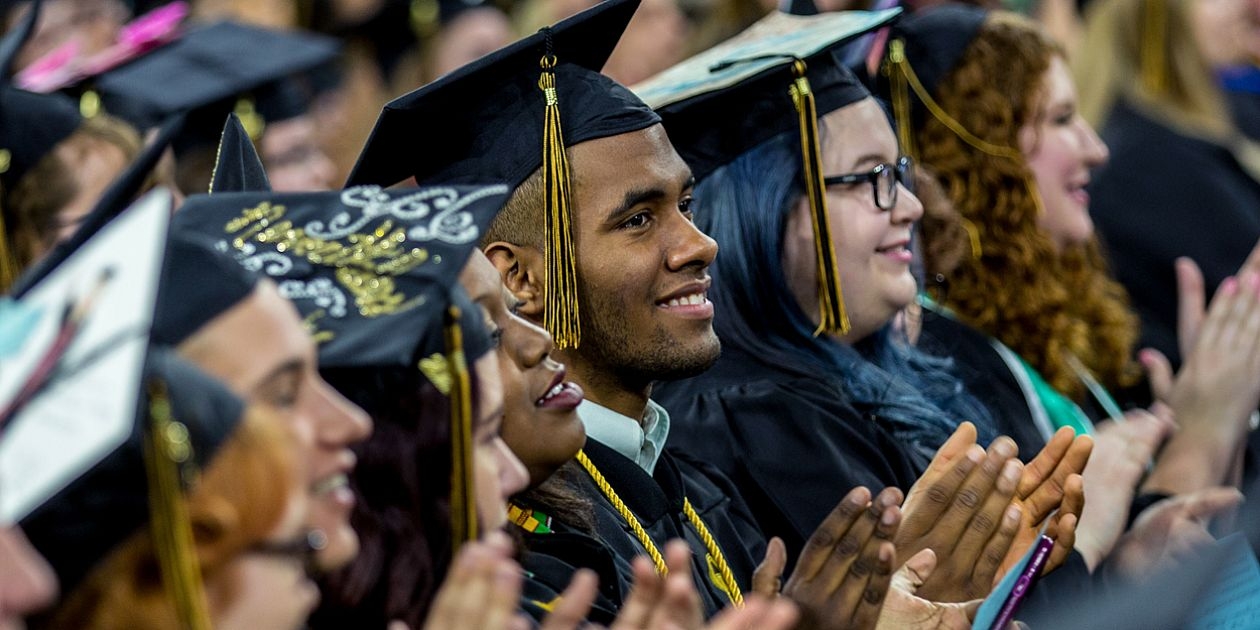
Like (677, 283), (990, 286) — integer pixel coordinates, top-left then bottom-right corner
(1091, 98), (1260, 368)
(517, 530), (626, 626)
(571, 438), (766, 618)
(917, 307), (1049, 460)
(655, 344), (921, 565)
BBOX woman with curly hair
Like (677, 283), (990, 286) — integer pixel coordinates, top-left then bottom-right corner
(885, 5), (1260, 504)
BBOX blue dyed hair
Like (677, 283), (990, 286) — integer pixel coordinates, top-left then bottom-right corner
(694, 124), (995, 465)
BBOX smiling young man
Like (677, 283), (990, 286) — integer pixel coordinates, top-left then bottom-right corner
(342, 0), (935, 623)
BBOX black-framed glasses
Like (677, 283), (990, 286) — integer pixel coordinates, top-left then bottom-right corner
(823, 156), (915, 210)
(247, 529), (327, 577)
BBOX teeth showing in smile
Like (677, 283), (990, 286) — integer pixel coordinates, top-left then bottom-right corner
(665, 293), (706, 307)
(537, 382), (565, 405)
(312, 473), (348, 496)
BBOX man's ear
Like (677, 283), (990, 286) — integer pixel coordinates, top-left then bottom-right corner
(484, 241), (545, 319)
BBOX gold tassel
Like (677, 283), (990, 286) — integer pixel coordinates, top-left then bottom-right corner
(884, 40), (1023, 162)
(887, 40), (918, 162)
(444, 305), (477, 547)
(538, 48), (581, 350)
(143, 380), (212, 630)
(233, 98), (266, 143)
(789, 59), (849, 337)
(1140, 0), (1168, 94)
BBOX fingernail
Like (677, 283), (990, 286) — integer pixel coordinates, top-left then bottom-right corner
(881, 507), (898, 526)
(1006, 505), (1022, 523)
(994, 438), (1017, 459)
(1223, 277), (1239, 295)
(878, 544), (894, 564)
(966, 445), (985, 465)
(1001, 460), (1021, 485)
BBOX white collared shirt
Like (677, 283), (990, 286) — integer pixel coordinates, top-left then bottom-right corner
(577, 398), (671, 475)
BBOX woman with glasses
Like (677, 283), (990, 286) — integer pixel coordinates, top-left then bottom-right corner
(635, 12), (1094, 605)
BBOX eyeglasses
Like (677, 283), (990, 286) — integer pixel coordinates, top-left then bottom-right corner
(822, 156), (915, 211)
(247, 529), (327, 577)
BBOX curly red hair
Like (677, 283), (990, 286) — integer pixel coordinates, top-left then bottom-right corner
(916, 11), (1141, 401)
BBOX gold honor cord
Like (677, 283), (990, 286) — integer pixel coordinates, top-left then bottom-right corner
(0, 215), (17, 292)
(574, 450), (745, 607)
(144, 381), (212, 630)
(788, 59), (849, 337)
(445, 306), (478, 547)
(538, 38), (581, 351)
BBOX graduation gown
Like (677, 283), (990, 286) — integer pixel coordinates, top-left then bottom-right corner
(655, 344), (921, 565)
(1091, 98), (1260, 368)
(516, 437), (764, 620)
(917, 306), (1049, 460)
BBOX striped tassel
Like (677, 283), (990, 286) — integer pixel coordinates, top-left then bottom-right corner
(789, 59), (850, 337)
(538, 48), (581, 350)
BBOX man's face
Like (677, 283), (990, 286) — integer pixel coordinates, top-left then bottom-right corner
(178, 281), (372, 572)
(564, 124), (720, 385)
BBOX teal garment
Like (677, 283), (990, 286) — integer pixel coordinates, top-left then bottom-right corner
(919, 294), (1095, 437)
(1014, 354), (1095, 436)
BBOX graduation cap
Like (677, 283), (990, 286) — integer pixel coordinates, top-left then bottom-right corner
(345, 0), (660, 351)
(21, 348), (245, 628)
(0, 187), (232, 627)
(0, 0), (83, 288)
(57, 20), (339, 137)
(172, 182), (511, 545)
(411, 0), (505, 39)
(874, 4), (992, 162)
(208, 113), (271, 194)
(633, 8), (901, 336)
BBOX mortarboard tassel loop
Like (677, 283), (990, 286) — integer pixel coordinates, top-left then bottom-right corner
(788, 59), (849, 337)
(887, 40), (917, 162)
(538, 38), (581, 350)
(443, 305), (478, 547)
(143, 380), (212, 630)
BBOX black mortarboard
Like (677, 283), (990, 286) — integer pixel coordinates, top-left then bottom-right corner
(634, 8), (901, 336)
(150, 232), (261, 346)
(63, 20), (339, 134)
(21, 348), (244, 602)
(875, 4), (987, 159)
(208, 113), (271, 194)
(0, 188), (224, 615)
(172, 183), (510, 545)
(346, 0), (660, 351)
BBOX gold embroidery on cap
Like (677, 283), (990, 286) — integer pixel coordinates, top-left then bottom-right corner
(226, 202), (432, 318)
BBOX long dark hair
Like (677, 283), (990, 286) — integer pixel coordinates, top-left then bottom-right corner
(694, 122), (995, 464)
(310, 365), (480, 629)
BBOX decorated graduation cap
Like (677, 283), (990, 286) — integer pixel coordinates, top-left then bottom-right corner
(346, 0), (660, 350)
(22, 349), (245, 626)
(634, 8), (901, 336)
(0, 187), (230, 625)
(208, 113), (271, 194)
(172, 183), (510, 544)
(50, 20), (338, 137)
(0, 0), (83, 287)
(875, 4), (988, 161)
